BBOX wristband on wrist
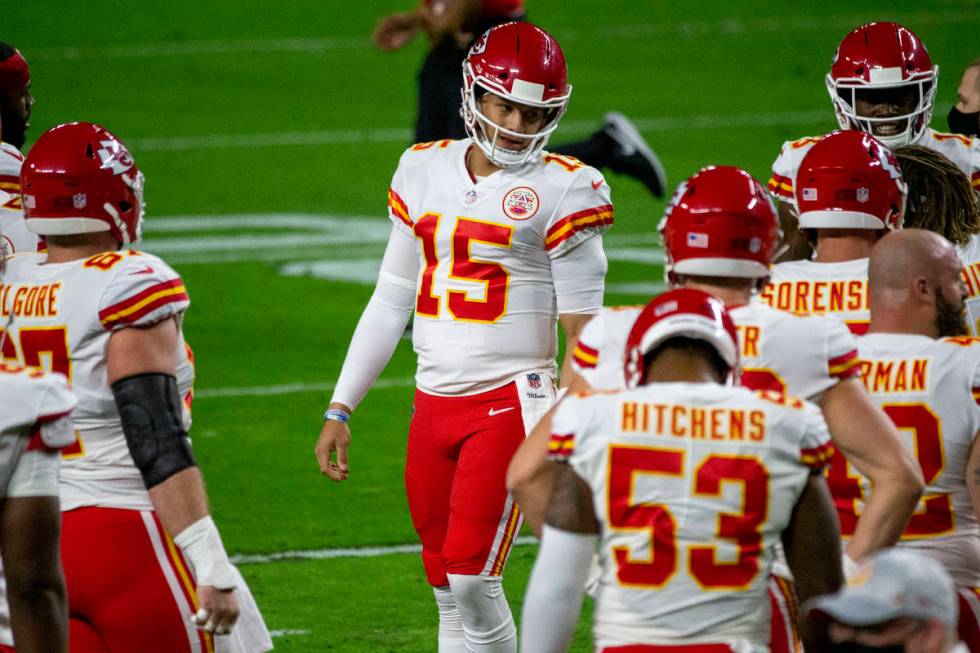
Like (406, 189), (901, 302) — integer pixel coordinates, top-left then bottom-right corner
(173, 515), (237, 590)
(324, 408), (350, 423)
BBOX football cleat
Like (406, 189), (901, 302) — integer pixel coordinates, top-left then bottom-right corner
(602, 112), (668, 198)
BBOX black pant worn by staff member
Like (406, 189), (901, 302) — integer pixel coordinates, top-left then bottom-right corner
(416, 19), (667, 198)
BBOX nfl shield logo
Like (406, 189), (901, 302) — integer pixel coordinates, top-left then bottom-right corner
(857, 187), (870, 203)
(73, 193), (87, 209)
(527, 373), (541, 389)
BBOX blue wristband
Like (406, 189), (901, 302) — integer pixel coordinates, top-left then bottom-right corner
(323, 408), (350, 424)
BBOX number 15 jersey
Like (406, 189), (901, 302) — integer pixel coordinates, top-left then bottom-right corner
(387, 139), (613, 396)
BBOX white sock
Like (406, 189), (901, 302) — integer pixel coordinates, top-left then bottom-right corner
(434, 585), (467, 653)
(447, 573), (516, 653)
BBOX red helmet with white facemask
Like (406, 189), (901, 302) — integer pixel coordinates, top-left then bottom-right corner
(660, 166), (780, 283)
(795, 130), (906, 231)
(623, 288), (740, 389)
(21, 122), (145, 246)
(461, 21), (571, 167)
(825, 22), (937, 148)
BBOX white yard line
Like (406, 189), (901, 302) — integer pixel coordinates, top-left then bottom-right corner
(128, 110), (832, 152)
(31, 13), (974, 61)
(231, 535), (537, 566)
(195, 376), (415, 399)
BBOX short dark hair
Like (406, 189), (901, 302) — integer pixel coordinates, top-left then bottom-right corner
(643, 336), (730, 381)
(0, 42), (17, 62)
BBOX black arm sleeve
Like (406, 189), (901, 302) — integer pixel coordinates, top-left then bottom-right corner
(111, 372), (196, 489)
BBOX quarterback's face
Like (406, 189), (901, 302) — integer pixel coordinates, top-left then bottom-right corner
(478, 93), (547, 150)
(854, 85), (918, 139)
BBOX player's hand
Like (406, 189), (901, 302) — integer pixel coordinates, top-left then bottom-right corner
(316, 418), (351, 482)
(192, 586), (239, 636)
(373, 11), (419, 52)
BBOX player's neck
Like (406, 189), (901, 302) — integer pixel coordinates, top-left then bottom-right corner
(681, 278), (754, 307)
(645, 350), (723, 384)
(43, 233), (120, 263)
(466, 144), (503, 178)
(868, 306), (939, 338)
(813, 230), (878, 263)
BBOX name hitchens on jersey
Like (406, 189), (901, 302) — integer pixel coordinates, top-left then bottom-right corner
(621, 401), (767, 442)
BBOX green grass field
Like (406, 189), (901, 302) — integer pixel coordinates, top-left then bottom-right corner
(9, 2), (980, 649)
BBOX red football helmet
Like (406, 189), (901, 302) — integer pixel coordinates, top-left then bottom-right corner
(826, 22), (937, 148)
(659, 166), (779, 283)
(795, 130), (906, 231)
(461, 21), (571, 167)
(623, 288), (739, 389)
(21, 122), (144, 245)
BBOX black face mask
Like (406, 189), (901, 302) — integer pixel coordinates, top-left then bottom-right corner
(829, 643), (905, 653)
(947, 106), (980, 137)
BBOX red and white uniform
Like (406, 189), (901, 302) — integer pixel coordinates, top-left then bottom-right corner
(757, 258), (870, 334)
(958, 235), (980, 337)
(573, 303), (860, 401)
(768, 128), (980, 206)
(389, 139), (611, 395)
(0, 142), (35, 256)
(549, 384), (834, 650)
(0, 365), (76, 649)
(387, 139), (611, 585)
(0, 250), (217, 653)
(830, 334), (980, 648)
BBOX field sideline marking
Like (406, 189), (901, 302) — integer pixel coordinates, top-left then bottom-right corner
(32, 13), (976, 61)
(128, 110), (833, 152)
(231, 535), (537, 566)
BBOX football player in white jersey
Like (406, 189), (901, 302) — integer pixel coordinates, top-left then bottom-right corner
(767, 22), (980, 260)
(759, 129), (906, 334)
(520, 289), (843, 652)
(0, 363), (76, 653)
(509, 165), (921, 653)
(0, 42), (37, 257)
(2, 122), (273, 652)
(315, 21), (610, 653)
(831, 229), (980, 648)
(894, 144), (980, 336)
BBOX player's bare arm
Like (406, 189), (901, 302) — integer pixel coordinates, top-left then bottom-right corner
(507, 373), (591, 536)
(819, 377), (924, 561)
(418, 0), (483, 46)
(558, 313), (594, 388)
(968, 428), (980, 522)
(315, 401), (352, 482)
(0, 495), (66, 653)
(782, 469), (844, 652)
(775, 200), (813, 262)
(107, 318), (239, 635)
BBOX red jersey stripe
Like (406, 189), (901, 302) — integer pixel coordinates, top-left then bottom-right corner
(545, 205), (614, 251)
(387, 188), (412, 228)
(800, 441), (836, 468)
(99, 279), (188, 328)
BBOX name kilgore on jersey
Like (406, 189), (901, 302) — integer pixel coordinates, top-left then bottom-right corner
(0, 249), (193, 511)
(839, 334), (980, 587)
(548, 384), (834, 647)
(756, 258), (871, 335)
(572, 302), (860, 401)
(767, 128), (980, 206)
(0, 142), (35, 256)
(387, 139), (612, 395)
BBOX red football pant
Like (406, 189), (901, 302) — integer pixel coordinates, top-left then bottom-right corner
(62, 507), (213, 653)
(769, 574), (801, 653)
(406, 383), (526, 587)
(958, 587), (980, 652)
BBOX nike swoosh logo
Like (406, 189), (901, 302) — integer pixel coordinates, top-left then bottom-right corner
(129, 265), (155, 275)
(488, 407), (516, 416)
(592, 179), (605, 190)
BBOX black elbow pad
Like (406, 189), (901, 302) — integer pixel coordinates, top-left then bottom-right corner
(111, 373), (196, 489)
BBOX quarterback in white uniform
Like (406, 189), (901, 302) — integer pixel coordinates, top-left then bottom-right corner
(316, 22), (610, 653)
(834, 229), (980, 648)
(766, 22), (980, 260)
(4, 122), (271, 653)
(0, 363), (76, 653)
(520, 289), (843, 652)
(759, 130), (907, 334)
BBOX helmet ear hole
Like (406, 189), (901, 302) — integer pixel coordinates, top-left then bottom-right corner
(85, 143), (95, 159)
(118, 200), (132, 213)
